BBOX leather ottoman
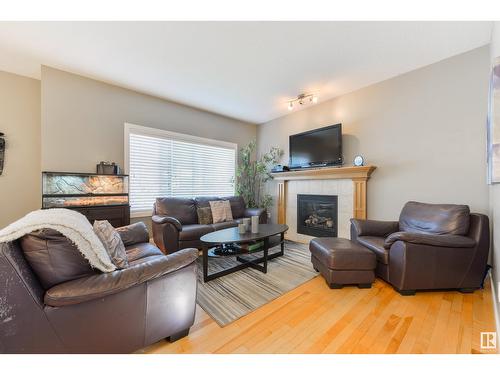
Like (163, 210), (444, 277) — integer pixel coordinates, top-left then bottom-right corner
(309, 237), (376, 289)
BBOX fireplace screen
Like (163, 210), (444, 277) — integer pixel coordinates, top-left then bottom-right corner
(297, 194), (338, 237)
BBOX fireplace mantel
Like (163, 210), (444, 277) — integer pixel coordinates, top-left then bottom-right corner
(271, 165), (377, 225)
(271, 165), (376, 181)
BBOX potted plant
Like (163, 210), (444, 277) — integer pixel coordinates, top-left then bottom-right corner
(235, 140), (283, 219)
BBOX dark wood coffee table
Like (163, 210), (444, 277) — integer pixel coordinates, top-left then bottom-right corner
(200, 223), (288, 282)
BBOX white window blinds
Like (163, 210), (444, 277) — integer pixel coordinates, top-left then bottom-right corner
(127, 125), (236, 217)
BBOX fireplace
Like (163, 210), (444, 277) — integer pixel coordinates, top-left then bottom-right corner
(297, 194), (338, 237)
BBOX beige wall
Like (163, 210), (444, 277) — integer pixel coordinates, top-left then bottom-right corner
(258, 46), (490, 223)
(41, 66), (258, 225)
(489, 22), (500, 336)
(0, 71), (41, 228)
(41, 66), (257, 173)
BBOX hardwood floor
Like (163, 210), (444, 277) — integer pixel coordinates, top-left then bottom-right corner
(139, 275), (498, 354)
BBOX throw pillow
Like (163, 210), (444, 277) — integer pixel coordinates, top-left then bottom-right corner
(93, 220), (129, 269)
(197, 207), (213, 225)
(209, 200), (233, 224)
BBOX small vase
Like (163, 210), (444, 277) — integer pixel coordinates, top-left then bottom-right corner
(251, 215), (259, 233)
(242, 218), (251, 232)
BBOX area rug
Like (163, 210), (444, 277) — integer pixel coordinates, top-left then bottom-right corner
(196, 241), (318, 327)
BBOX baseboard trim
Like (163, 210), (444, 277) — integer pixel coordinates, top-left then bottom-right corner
(489, 269), (500, 339)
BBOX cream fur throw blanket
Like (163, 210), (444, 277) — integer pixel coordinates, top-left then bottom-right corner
(0, 208), (116, 272)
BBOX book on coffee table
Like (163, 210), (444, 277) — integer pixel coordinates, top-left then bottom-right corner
(237, 241), (264, 252)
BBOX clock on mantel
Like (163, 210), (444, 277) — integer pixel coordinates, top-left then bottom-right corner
(353, 155), (364, 166)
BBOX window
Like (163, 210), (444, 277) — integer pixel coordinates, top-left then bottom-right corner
(125, 123), (237, 217)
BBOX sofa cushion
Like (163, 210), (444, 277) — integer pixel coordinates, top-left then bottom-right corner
(179, 239), (203, 250)
(93, 220), (129, 269)
(384, 231), (476, 249)
(116, 222), (150, 246)
(179, 224), (214, 241)
(194, 196), (221, 209)
(221, 196), (246, 219)
(19, 229), (97, 289)
(155, 197), (197, 225)
(357, 236), (389, 265)
(399, 201), (470, 235)
(125, 242), (163, 264)
(211, 221), (238, 231)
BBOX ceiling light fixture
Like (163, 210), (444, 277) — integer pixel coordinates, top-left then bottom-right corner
(287, 93), (319, 111)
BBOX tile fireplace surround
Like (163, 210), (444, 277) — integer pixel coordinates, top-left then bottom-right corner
(271, 166), (376, 243)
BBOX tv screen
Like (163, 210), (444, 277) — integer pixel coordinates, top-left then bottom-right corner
(289, 124), (342, 168)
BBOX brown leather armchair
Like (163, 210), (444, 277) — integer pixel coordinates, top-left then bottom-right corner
(351, 201), (490, 295)
(152, 195), (267, 254)
(0, 223), (198, 353)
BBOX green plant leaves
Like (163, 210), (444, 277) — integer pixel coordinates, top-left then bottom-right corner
(235, 140), (283, 211)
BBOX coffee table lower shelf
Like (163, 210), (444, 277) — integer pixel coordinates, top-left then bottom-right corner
(201, 233), (285, 282)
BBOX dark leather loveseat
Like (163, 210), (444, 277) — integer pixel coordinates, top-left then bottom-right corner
(350, 201), (489, 295)
(0, 223), (198, 353)
(152, 195), (267, 254)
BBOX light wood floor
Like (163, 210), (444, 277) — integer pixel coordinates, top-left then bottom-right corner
(140, 275), (498, 354)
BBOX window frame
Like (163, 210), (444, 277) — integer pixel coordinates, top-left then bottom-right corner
(124, 122), (238, 218)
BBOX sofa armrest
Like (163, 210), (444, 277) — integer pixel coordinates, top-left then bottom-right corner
(243, 208), (268, 224)
(44, 248), (198, 307)
(384, 231), (476, 249)
(350, 219), (399, 238)
(388, 239), (482, 291)
(152, 215), (182, 231)
(116, 222), (150, 246)
(152, 215), (183, 254)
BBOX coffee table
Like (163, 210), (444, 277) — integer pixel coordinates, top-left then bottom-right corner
(200, 223), (289, 282)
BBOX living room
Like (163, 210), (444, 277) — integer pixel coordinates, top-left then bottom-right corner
(1, 1), (500, 372)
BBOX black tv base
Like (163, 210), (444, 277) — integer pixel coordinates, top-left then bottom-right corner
(288, 163), (344, 171)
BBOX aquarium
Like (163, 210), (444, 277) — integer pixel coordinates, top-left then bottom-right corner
(42, 172), (129, 208)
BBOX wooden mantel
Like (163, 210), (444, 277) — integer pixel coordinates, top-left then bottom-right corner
(271, 165), (376, 224)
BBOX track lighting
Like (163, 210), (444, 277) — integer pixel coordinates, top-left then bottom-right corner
(287, 93), (319, 111)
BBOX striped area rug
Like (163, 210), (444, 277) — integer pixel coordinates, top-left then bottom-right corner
(196, 241), (319, 327)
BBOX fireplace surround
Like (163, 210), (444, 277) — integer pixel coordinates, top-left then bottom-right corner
(271, 165), (376, 242)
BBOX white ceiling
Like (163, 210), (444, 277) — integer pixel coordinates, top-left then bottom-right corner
(0, 21), (493, 124)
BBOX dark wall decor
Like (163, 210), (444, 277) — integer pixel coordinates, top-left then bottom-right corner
(0, 132), (5, 175)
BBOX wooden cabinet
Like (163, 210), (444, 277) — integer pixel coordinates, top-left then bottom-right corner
(71, 205), (130, 228)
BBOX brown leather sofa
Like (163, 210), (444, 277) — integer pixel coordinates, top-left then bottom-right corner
(350, 201), (489, 295)
(152, 195), (267, 254)
(0, 223), (198, 353)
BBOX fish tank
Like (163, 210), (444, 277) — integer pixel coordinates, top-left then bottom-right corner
(42, 172), (129, 208)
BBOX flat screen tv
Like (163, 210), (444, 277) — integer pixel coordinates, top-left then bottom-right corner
(289, 124), (342, 169)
